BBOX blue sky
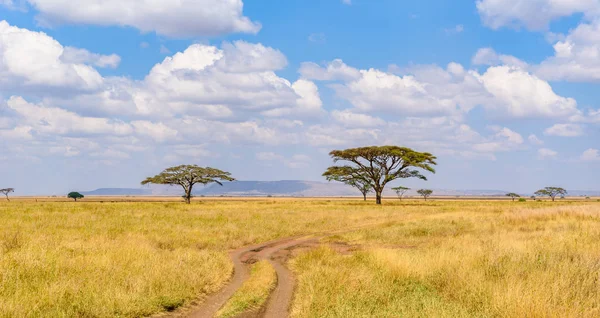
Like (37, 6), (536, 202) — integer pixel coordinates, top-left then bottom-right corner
(0, 0), (598, 195)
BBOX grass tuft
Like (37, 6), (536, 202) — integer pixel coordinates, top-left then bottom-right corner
(217, 260), (277, 317)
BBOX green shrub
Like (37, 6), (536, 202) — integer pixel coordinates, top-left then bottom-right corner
(518, 198), (526, 202)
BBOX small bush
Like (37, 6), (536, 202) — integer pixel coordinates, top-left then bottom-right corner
(518, 198), (526, 202)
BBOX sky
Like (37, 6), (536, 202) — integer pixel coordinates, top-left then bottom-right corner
(0, 0), (599, 195)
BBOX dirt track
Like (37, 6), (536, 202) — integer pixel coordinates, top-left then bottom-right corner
(185, 235), (317, 318)
(171, 223), (382, 318)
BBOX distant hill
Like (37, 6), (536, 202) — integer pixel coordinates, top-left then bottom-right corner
(82, 188), (152, 196)
(80, 181), (600, 197)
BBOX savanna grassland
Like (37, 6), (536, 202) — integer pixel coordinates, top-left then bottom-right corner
(0, 198), (599, 317)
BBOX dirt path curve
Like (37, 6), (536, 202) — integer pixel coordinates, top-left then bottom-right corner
(182, 221), (388, 318)
(185, 236), (314, 318)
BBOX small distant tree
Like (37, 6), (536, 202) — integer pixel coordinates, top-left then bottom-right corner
(142, 165), (235, 204)
(324, 146), (437, 204)
(68, 192), (84, 201)
(392, 186), (410, 201)
(417, 189), (433, 201)
(0, 188), (14, 201)
(534, 187), (567, 202)
(506, 193), (521, 202)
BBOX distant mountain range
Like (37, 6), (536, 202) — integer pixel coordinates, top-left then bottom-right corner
(80, 180), (600, 197)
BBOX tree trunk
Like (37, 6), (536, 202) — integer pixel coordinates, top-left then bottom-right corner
(5, 194), (9, 202)
(363, 193), (367, 201)
(185, 184), (193, 204)
(376, 191), (382, 205)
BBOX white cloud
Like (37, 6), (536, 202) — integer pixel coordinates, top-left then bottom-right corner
(4, 0), (261, 37)
(544, 123), (585, 137)
(477, 66), (578, 118)
(528, 134), (544, 145)
(472, 48), (528, 68)
(0, 20), (104, 91)
(581, 148), (600, 161)
(299, 59), (361, 81)
(536, 21), (600, 82)
(60, 47), (121, 68)
(305, 59), (578, 119)
(342, 0), (351, 5)
(7, 96), (133, 137)
(330, 110), (386, 127)
(476, 0), (599, 30)
(538, 148), (558, 159)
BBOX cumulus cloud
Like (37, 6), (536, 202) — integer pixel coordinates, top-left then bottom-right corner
(544, 123), (585, 137)
(477, 65), (578, 118)
(303, 58), (578, 119)
(581, 148), (600, 161)
(0, 20), (104, 92)
(60, 47), (121, 68)
(2, 0), (261, 37)
(299, 59), (361, 81)
(536, 21), (600, 82)
(476, 0), (599, 30)
(472, 48), (528, 68)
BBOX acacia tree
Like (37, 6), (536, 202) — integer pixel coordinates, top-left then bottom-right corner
(142, 165), (235, 204)
(0, 188), (14, 201)
(392, 186), (410, 201)
(506, 192), (521, 202)
(323, 166), (372, 201)
(417, 189), (433, 201)
(68, 192), (84, 201)
(325, 146), (436, 205)
(535, 187), (567, 202)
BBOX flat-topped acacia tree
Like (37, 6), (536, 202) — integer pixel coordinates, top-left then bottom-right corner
(0, 188), (14, 201)
(506, 192), (521, 202)
(142, 165), (235, 204)
(325, 146), (437, 204)
(417, 189), (433, 201)
(392, 186), (410, 201)
(323, 166), (372, 201)
(534, 187), (567, 202)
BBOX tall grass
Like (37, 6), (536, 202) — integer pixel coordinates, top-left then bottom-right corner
(0, 199), (403, 317)
(290, 203), (600, 317)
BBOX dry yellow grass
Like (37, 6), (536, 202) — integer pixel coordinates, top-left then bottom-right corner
(1, 198), (598, 317)
(290, 202), (600, 318)
(0, 198), (400, 317)
(216, 260), (277, 318)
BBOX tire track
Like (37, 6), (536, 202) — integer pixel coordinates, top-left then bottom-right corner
(185, 236), (313, 318)
(181, 221), (391, 318)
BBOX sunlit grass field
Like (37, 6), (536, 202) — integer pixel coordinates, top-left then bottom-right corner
(0, 198), (599, 317)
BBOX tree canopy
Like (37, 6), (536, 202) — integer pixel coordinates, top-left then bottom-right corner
(323, 166), (372, 201)
(0, 188), (14, 201)
(68, 192), (84, 201)
(325, 146), (436, 204)
(534, 187), (567, 202)
(392, 186), (410, 200)
(142, 165), (235, 204)
(506, 192), (521, 201)
(417, 189), (433, 201)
